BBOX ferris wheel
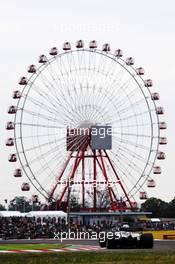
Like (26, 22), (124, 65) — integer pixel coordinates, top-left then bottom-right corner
(6, 40), (167, 211)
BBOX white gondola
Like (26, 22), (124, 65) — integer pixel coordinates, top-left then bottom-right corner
(38, 55), (47, 63)
(6, 138), (14, 146)
(21, 183), (30, 191)
(140, 191), (148, 200)
(151, 92), (160, 100)
(89, 40), (97, 49)
(28, 64), (37, 73)
(6, 121), (15, 130)
(136, 67), (145, 75)
(63, 42), (71, 51)
(14, 169), (22, 177)
(19, 77), (28, 85)
(76, 40), (84, 48)
(49, 47), (58, 56)
(157, 151), (166, 160)
(153, 166), (162, 174)
(102, 43), (110, 52)
(159, 122), (167, 130)
(131, 201), (138, 209)
(114, 49), (123, 58)
(156, 106), (164, 115)
(159, 137), (167, 145)
(32, 195), (39, 203)
(8, 154), (17, 162)
(147, 179), (156, 188)
(144, 79), (153, 87)
(126, 57), (134, 65)
(8, 106), (17, 114)
(12, 90), (21, 99)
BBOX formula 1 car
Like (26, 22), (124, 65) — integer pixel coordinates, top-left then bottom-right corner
(99, 227), (153, 249)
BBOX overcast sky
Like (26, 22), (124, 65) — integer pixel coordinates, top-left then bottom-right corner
(0, 0), (174, 205)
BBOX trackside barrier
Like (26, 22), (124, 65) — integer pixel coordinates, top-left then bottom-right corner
(143, 230), (175, 240)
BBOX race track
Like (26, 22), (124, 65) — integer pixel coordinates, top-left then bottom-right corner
(0, 239), (175, 251)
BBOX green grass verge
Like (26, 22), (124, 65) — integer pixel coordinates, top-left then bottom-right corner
(0, 244), (67, 250)
(0, 251), (175, 264)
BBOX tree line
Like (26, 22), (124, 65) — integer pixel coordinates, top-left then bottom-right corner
(141, 197), (175, 218)
(0, 196), (175, 218)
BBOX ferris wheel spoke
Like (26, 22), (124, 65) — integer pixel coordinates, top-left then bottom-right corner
(112, 136), (150, 151)
(35, 69), (77, 117)
(109, 147), (144, 175)
(114, 98), (146, 117)
(23, 94), (71, 121)
(112, 139), (153, 165)
(108, 150), (144, 193)
(21, 136), (65, 153)
(59, 54), (81, 111)
(25, 144), (65, 166)
(21, 108), (73, 125)
(93, 76), (133, 112)
(45, 63), (78, 113)
(29, 82), (66, 113)
(19, 122), (65, 129)
(15, 132), (61, 140)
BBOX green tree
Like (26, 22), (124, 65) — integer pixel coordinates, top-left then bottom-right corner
(0, 204), (6, 211)
(141, 197), (169, 217)
(8, 196), (40, 212)
(166, 197), (175, 218)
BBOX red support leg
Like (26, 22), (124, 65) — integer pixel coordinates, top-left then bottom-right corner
(82, 151), (85, 209)
(104, 150), (133, 209)
(48, 151), (73, 200)
(93, 150), (97, 211)
(99, 150), (116, 211)
(56, 150), (84, 208)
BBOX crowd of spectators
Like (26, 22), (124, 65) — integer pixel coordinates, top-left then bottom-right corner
(0, 216), (175, 240)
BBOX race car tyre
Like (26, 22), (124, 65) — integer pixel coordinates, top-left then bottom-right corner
(99, 240), (107, 248)
(106, 239), (116, 249)
(140, 233), (154, 248)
